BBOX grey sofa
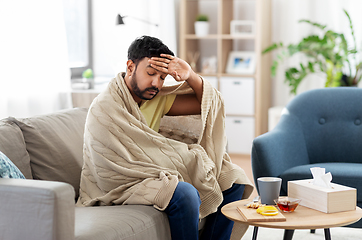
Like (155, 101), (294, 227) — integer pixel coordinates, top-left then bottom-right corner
(251, 87), (362, 228)
(0, 107), (202, 240)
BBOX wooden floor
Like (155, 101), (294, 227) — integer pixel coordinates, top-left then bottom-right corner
(229, 154), (258, 199)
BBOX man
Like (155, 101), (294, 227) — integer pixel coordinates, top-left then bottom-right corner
(77, 36), (254, 240)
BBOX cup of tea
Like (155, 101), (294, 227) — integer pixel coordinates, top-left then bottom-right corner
(257, 177), (282, 205)
(274, 197), (301, 212)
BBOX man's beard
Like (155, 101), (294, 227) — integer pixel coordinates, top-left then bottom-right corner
(130, 70), (159, 100)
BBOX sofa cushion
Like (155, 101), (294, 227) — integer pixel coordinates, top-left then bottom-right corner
(159, 115), (201, 144)
(280, 163), (362, 202)
(11, 108), (88, 199)
(0, 121), (32, 179)
(75, 205), (170, 240)
(0, 151), (25, 179)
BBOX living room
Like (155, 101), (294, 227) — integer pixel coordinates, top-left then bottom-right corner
(1, 0), (362, 239)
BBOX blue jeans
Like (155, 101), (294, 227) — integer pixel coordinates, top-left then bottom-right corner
(164, 182), (245, 240)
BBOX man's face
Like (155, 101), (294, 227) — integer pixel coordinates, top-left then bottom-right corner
(129, 58), (167, 101)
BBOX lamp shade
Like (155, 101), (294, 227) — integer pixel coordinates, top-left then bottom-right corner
(115, 14), (158, 27)
(116, 14), (125, 25)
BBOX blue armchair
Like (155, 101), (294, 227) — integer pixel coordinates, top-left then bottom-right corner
(252, 87), (362, 228)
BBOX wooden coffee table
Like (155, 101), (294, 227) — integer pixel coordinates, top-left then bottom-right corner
(221, 199), (362, 240)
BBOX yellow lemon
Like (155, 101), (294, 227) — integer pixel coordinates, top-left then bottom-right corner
(260, 210), (278, 216)
(256, 206), (278, 216)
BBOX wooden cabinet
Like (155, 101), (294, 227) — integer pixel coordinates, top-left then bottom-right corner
(179, 0), (272, 154)
(225, 116), (255, 153)
(220, 77), (255, 115)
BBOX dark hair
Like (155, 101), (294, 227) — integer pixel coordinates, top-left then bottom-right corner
(128, 36), (174, 66)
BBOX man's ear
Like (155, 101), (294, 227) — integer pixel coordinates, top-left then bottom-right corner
(126, 60), (135, 74)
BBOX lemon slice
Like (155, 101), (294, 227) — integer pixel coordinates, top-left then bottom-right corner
(256, 206), (276, 213)
(260, 210), (278, 216)
(256, 206), (279, 216)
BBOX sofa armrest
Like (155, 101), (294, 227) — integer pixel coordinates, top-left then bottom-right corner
(0, 179), (75, 240)
(251, 113), (310, 191)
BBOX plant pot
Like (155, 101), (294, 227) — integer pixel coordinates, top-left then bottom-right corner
(82, 77), (94, 89)
(194, 21), (209, 36)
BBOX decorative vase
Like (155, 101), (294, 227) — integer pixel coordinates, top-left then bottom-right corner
(194, 21), (209, 36)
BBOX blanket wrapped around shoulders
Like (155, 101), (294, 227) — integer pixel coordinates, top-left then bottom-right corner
(77, 72), (254, 221)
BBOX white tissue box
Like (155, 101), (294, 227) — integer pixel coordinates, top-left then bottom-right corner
(288, 179), (356, 213)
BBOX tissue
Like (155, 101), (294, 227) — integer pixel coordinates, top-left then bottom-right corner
(310, 167), (332, 189)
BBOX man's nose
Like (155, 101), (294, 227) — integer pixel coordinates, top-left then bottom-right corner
(151, 77), (162, 89)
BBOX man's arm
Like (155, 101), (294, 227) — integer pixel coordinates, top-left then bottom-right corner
(148, 54), (203, 116)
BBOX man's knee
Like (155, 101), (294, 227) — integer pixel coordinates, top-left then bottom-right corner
(222, 184), (245, 203)
(169, 182), (201, 210)
(231, 183), (245, 195)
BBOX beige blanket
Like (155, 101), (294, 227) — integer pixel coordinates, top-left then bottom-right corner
(77, 72), (253, 228)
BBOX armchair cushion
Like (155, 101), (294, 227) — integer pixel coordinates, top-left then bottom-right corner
(0, 151), (25, 179)
(280, 88), (362, 165)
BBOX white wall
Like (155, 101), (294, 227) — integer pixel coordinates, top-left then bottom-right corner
(92, 0), (178, 79)
(92, 0), (152, 77)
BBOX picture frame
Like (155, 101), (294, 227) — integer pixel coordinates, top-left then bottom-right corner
(201, 56), (217, 74)
(226, 51), (256, 74)
(230, 20), (255, 36)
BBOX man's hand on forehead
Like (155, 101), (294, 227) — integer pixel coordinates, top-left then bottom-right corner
(148, 54), (192, 82)
(148, 54), (174, 71)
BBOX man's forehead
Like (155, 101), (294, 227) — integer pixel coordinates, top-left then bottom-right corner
(141, 58), (167, 75)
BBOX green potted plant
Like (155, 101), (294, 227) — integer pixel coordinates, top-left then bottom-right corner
(194, 14), (209, 36)
(82, 68), (94, 89)
(263, 9), (362, 94)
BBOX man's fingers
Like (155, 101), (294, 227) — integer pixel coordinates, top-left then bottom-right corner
(173, 71), (181, 81)
(149, 59), (168, 68)
(150, 56), (171, 63)
(148, 56), (184, 81)
(160, 54), (174, 60)
(150, 63), (168, 73)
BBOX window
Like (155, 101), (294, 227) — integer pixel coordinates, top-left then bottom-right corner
(62, 0), (92, 78)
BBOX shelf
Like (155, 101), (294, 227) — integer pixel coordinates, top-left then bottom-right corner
(221, 34), (255, 39)
(185, 34), (255, 40)
(185, 34), (219, 39)
(220, 73), (255, 78)
(197, 73), (256, 78)
(180, 0), (272, 153)
(226, 114), (255, 118)
(196, 72), (218, 77)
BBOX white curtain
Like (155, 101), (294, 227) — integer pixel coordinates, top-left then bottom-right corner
(271, 0), (362, 106)
(0, 0), (72, 119)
